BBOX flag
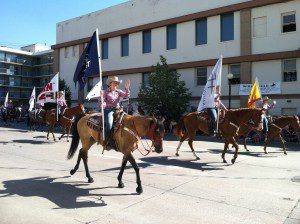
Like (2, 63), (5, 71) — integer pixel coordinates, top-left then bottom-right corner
(36, 73), (59, 104)
(4, 92), (9, 108)
(73, 31), (100, 90)
(197, 56), (223, 112)
(29, 87), (36, 111)
(86, 80), (101, 101)
(42, 73), (59, 92)
(247, 77), (262, 108)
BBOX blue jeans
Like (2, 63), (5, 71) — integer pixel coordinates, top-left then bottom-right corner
(104, 108), (115, 139)
(263, 117), (268, 134)
(207, 108), (217, 134)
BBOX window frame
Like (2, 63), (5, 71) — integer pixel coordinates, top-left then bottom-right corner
(252, 16), (267, 38)
(166, 24), (177, 50)
(221, 13), (234, 42)
(195, 18), (207, 45)
(228, 64), (241, 85)
(142, 30), (152, 54)
(195, 67), (207, 86)
(121, 34), (129, 57)
(281, 11), (296, 33)
(142, 72), (151, 88)
(282, 58), (297, 82)
(101, 38), (109, 60)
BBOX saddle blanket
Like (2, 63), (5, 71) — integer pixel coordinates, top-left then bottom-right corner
(87, 113), (103, 132)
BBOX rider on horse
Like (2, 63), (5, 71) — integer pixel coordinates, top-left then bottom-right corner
(203, 85), (227, 137)
(98, 76), (131, 150)
(260, 96), (276, 138)
(57, 91), (67, 116)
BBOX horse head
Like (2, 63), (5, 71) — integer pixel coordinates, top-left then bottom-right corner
(149, 116), (165, 154)
(246, 108), (264, 131)
(291, 116), (300, 130)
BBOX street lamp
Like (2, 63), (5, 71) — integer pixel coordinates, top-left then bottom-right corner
(227, 73), (234, 109)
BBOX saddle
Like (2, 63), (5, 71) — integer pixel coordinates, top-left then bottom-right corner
(87, 113), (103, 132)
(196, 111), (225, 123)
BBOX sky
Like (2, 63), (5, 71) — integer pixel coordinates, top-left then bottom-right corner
(0, 0), (128, 49)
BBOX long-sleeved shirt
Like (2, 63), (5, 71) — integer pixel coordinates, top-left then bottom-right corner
(57, 97), (67, 107)
(214, 94), (227, 111)
(260, 102), (275, 118)
(98, 88), (130, 109)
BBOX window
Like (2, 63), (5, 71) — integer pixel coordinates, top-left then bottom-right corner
(283, 59), (297, 82)
(196, 67), (207, 85)
(282, 12), (296, 33)
(121, 34), (129, 57)
(167, 24), (177, 50)
(221, 13), (234, 41)
(142, 72), (151, 87)
(87, 77), (94, 92)
(101, 39), (108, 59)
(253, 16), (267, 38)
(229, 64), (240, 84)
(102, 76), (108, 90)
(72, 46), (76, 57)
(64, 47), (69, 58)
(143, 30), (151, 54)
(196, 18), (207, 45)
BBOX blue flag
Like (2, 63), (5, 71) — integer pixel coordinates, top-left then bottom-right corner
(73, 31), (100, 90)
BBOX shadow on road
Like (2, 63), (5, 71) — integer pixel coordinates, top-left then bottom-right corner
(12, 139), (51, 145)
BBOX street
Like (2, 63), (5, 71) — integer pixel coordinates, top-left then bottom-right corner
(0, 124), (299, 224)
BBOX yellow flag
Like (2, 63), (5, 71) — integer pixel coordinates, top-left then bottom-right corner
(247, 78), (261, 108)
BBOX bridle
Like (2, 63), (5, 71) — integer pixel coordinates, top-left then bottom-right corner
(148, 120), (163, 143)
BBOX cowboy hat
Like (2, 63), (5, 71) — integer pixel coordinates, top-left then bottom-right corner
(106, 76), (122, 86)
(262, 96), (271, 101)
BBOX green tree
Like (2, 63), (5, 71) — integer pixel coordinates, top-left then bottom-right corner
(137, 56), (191, 120)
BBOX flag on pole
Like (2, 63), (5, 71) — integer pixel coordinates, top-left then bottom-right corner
(197, 56), (223, 112)
(247, 77), (262, 108)
(4, 92), (9, 108)
(37, 73), (59, 104)
(73, 31), (100, 90)
(29, 87), (36, 111)
(86, 81), (101, 101)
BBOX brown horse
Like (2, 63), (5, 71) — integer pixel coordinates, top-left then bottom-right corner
(45, 104), (85, 141)
(236, 115), (300, 155)
(67, 113), (165, 194)
(176, 108), (263, 164)
(27, 109), (46, 131)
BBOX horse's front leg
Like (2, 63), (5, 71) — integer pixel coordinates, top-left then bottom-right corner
(59, 123), (65, 140)
(128, 153), (142, 194)
(117, 155), (128, 188)
(231, 138), (239, 164)
(66, 123), (72, 142)
(222, 140), (229, 163)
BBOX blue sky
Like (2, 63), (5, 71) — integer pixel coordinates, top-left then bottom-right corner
(0, 0), (128, 49)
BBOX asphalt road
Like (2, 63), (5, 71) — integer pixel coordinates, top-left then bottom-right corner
(0, 123), (299, 224)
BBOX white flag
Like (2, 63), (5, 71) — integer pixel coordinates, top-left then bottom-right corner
(29, 87), (36, 111)
(4, 92), (9, 108)
(36, 73), (59, 104)
(86, 80), (101, 101)
(197, 56), (223, 112)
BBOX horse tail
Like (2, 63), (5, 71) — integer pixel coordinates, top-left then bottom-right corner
(176, 115), (186, 138)
(68, 114), (85, 159)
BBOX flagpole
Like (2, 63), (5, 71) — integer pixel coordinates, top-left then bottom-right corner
(56, 72), (59, 122)
(216, 56), (222, 134)
(95, 28), (105, 144)
(34, 87), (36, 119)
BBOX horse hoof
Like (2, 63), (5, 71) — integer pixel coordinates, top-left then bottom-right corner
(70, 169), (76, 175)
(231, 159), (235, 164)
(264, 151), (268, 154)
(196, 157), (200, 160)
(223, 159), (227, 163)
(67, 140), (70, 142)
(58, 138), (61, 140)
(284, 152), (287, 155)
(88, 178), (94, 183)
(175, 153), (179, 157)
(246, 149), (249, 152)
(136, 186), (143, 194)
(118, 182), (125, 188)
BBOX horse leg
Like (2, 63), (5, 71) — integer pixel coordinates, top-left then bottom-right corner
(231, 139), (239, 164)
(59, 124), (65, 140)
(277, 134), (287, 155)
(47, 126), (50, 140)
(175, 132), (188, 157)
(70, 148), (83, 175)
(51, 124), (56, 141)
(242, 137), (249, 152)
(127, 153), (143, 194)
(117, 155), (128, 188)
(67, 123), (71, 142)
(187, 131), (200, 160)
(222, 140), (229, 163)
(81, 150), (94, 183)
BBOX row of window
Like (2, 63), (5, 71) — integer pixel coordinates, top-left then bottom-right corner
(100, 13), (235, 59)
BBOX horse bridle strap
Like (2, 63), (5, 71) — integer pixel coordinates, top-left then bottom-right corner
(148, 122), (163, 143)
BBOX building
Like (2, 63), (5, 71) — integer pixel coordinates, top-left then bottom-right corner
(0, 44), (54, 105)
(52, 0), (300, 115)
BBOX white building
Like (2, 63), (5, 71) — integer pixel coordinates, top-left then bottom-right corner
(52, 0), (300, 115)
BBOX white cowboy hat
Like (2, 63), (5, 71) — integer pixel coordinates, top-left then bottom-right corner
(106, 76), (122, 86)
(262, 96), (271, 101)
